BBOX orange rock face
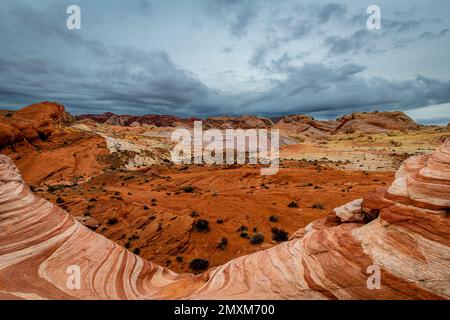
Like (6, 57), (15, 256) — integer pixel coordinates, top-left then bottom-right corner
(0, 102), (109, 185)
(274, 114), (338, 139)
(0, 101), (73, 148)
(0, 139), (448, 300)
(336, 111), (420, 133)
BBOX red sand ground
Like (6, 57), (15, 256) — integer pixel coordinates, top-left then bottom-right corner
(34, 161), (394, 273)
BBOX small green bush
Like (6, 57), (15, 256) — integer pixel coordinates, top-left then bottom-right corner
(271, 228), (289, 242)
(193, 219), (210, 232)
(189, 258), (209, 272)
(288, 201), (299, 208)
(249, 232), (264, 245)
(312, 203), (325, 210)
(107, 217), (118, 225)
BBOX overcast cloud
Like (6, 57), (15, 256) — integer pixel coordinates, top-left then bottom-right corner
(0, 0), (449, 123)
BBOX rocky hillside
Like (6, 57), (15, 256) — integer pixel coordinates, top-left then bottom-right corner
(0, 140), (448, 299)
(0, 102), (109, 185)
(203, 115), (273, 129)
(274, 114), (338, 139)
(335, 111), (421, 134)
(77, 112), (198, 128)
(0, 101), (74, 148)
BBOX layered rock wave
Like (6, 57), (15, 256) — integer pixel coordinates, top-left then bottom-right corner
(0, 141), (448, 299)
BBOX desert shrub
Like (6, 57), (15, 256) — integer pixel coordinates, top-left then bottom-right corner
(143, 205), (149, 210)
(47, 185), (65, 192)
(176, 256), (184, 263)
(269, 215), (278, 222)
(312, 203), (325, 210)
(181, 186), (195, 193)
(271, 228), (289, 242)
(133, 248), (141, 255)
(128, 234), (139, 241)
(189, 258), (209, 272)
(216, 219), (224, 224)
(249, 232), (264, 245)
(56, 197), (65, 204)
(107, 217), (118, 225)
(89, 198), (97, 202)
(125, 241), (131, 249)
(240, 231), (249, 238)
(288, 201), (299, 208)
(216, 238), (228, 250)
(38, 131), (49, 141)
(193, 219), (210, 232)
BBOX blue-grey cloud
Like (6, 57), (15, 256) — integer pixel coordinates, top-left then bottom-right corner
(0, 0), (449, 124)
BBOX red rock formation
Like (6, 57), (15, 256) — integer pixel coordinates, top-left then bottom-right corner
(336, 111), (420, 133)
(274, 115), (337, 139)
(0, 102), (108, 185)
(203, 115), (273, 129)
(335, 119), (391, 134)
(0, 141), (448, 299)
(77, 113), (198, 128)
(0, 101), (73, 148)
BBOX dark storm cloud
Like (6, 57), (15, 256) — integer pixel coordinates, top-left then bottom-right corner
(1, 40), (450, 118)
(0, 0), (449, 123)
(239, 63), (450, 118)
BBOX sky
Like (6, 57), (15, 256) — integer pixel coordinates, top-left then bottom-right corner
(0, 0), (449, 124)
